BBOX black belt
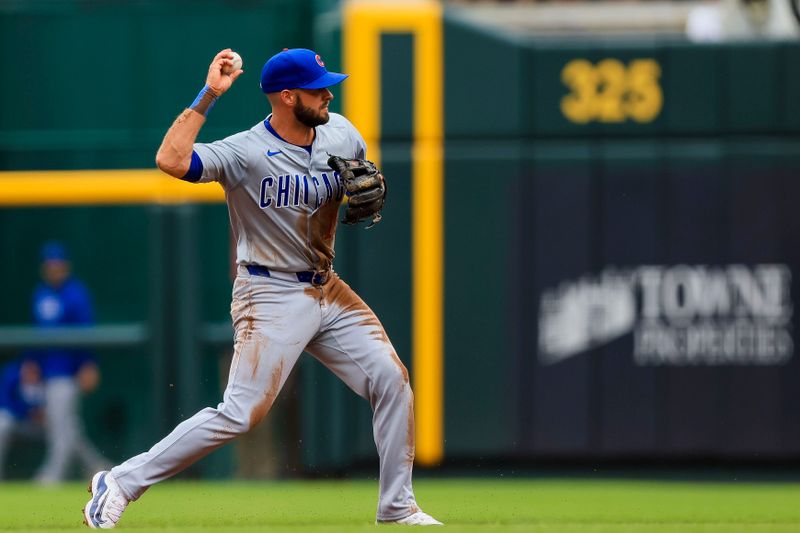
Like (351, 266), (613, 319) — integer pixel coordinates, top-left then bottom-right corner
(246, 264), (329, 286)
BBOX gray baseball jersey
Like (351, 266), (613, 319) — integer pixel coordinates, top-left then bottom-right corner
(109, 112), (420, 522)
(193, 112), (366, 273)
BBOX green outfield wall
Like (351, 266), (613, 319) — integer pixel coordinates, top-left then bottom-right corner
(1, 2), (799, 479)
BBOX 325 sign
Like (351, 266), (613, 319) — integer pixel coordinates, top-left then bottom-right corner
(560, 58), (663, 124)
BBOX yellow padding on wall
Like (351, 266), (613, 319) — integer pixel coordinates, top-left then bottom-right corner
(0, 169), (225, 206)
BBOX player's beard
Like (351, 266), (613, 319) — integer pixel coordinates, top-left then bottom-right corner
(293, 94), (330, 128)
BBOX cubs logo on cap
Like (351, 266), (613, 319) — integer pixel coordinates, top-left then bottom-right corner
(260, 48), (347, 94)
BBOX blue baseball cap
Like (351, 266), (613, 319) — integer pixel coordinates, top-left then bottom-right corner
(260, 48), (348, 94)
(41, 241), (68, 262)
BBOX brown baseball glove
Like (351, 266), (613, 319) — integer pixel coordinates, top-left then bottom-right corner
(327, 155), (387, 228)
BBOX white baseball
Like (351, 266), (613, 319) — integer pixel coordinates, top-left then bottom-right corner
(223, 52), (242, 75)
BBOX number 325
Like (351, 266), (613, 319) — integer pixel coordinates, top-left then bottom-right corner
(560, 58), (663, 124)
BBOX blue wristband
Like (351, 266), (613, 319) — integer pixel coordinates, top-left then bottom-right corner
(190, 85), (217, 117)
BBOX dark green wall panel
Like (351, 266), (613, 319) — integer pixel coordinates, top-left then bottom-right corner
(0, 0), (314, 170)
(442, 141), (522, 455)
(664, 45), (721, 134)
(381, 35), (414, 141)
(445, 17), (799, 139)
(724, 44), (782, 133)
(784, 44), (800, 131)
(444, 17), (528, 139)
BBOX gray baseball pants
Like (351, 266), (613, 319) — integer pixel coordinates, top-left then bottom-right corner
(111, 267), (419, 521)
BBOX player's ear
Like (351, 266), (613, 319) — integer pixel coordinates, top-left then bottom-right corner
(280, 89), (296, 107)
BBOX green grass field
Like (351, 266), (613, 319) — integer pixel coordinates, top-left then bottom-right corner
(1, 478), (799, 532)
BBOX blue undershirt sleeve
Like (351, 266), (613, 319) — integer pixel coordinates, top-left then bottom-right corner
(181, 151), (204, 183)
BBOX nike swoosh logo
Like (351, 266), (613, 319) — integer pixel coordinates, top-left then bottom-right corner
(267, 150), (282, 157)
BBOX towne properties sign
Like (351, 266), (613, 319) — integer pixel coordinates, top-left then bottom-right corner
(538, 264), (793, 367)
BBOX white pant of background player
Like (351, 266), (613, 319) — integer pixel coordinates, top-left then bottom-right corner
(110, 266), (419, 521)
(37, 377), (109, 483)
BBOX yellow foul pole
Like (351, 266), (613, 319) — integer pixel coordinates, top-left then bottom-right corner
(343, 0), (444, 466)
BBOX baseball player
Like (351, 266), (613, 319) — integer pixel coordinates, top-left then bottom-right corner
(83, 48), (442, 528)
(30, 242), (110, 484)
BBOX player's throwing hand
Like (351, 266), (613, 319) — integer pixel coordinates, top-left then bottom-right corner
(206, 48), (244, 96)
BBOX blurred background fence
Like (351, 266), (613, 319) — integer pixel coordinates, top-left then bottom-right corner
(1, 0), (799, 479)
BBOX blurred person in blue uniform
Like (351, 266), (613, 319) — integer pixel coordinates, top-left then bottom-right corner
(30, 241), (109, 484)
(0, 358), (45, 479)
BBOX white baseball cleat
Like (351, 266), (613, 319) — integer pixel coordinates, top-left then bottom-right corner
(379, 510), (444, 526)
(83, 471), (129, 529)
